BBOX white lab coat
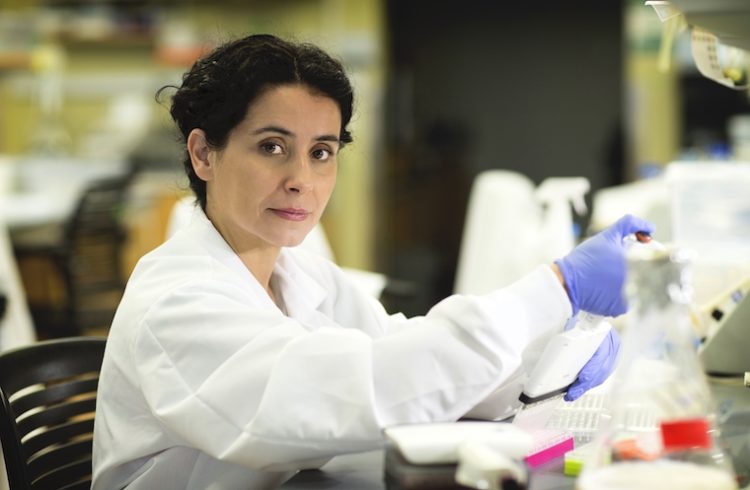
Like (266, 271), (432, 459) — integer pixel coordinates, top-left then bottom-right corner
(92, 209), (571, 490)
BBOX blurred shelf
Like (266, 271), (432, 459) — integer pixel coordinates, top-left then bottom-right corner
(40, 0), (182, 5)
(54, 32), (156, 49)
(154, 44), (212, 67)
(0, 52), (31, 71)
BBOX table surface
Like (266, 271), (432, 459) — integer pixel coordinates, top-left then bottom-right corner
(284, 449), (574, 489)
(0, 156), (127, 229)
(284, 380), (750, 490)
(0, 158), (128, 353)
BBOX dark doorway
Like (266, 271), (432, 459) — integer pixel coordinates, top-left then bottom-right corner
(381, 0), (625, 314)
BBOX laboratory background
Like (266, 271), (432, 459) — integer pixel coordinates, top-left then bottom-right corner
(1, 0), (750, 488)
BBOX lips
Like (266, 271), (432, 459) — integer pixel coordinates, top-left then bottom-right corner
(270, 208), (310, 222)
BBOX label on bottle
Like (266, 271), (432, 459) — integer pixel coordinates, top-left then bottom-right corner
(660, 418), (711, 451)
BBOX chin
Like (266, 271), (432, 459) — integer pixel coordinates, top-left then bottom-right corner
(280, 237), (305, 248)
(263, 222), (316, 249)
(274, 230), (310, 248)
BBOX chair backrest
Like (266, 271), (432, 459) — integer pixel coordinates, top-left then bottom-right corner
(62, 175), (133, 331)
(64, 174), (132, 287)
(0, 337), (107, 490)
(66, 175), (132, 239)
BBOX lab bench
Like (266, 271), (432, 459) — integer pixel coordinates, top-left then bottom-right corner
(283, 443), (573, 489)
(282, 378), (750, 490)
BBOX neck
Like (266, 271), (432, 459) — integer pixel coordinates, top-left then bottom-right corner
(241, 248), (280, 295)
(206, 211), (281, 298)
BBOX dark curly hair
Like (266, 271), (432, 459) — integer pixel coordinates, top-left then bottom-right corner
(158, 34), (354, 211)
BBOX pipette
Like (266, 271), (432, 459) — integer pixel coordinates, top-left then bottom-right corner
(519, 231), (662, 406)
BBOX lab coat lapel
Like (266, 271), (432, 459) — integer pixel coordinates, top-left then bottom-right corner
(273, 249), (330, 329)
(189, 210), (330, 325)
(188, 210), (277, 310)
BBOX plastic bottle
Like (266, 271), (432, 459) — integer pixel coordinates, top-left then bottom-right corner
(453, 170), (540, 294)
(535, 177), (590, 263)
(576, 245), (737, 490)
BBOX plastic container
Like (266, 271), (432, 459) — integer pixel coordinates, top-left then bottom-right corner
(576, 245), (738, 490)
(666, 162), (750, 307)
(666, 162), (750, 260)
(729, 114), (750, 161)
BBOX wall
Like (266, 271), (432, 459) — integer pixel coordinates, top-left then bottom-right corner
(0, 0), (386, 271)
(384, 0), (626, 312)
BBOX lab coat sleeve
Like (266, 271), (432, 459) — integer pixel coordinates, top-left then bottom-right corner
(133, 265), (570, 471)
(368, 265), (571, 424)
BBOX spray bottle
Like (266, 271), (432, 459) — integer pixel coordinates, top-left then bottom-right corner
(535, 177), (591, 264)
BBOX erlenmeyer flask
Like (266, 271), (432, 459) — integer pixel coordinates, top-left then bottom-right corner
(576, 245), (738, 490)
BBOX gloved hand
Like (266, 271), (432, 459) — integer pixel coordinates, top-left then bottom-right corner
(554, 214), (655, 317)
(564, 327), (620, 401)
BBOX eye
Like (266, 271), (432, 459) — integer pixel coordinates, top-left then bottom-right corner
(311, 147), (332, 161)
(260, 142), (283, 155)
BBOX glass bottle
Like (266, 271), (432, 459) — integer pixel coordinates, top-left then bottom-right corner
(576, 245), (738, 490)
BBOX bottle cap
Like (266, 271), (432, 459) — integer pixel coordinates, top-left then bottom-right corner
(660, 418), (712, 451)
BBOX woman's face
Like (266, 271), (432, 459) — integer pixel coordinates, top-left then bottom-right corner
(197, 84), (342, 251)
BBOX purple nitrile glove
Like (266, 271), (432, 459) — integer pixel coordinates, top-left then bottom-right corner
(554, 214), (656, 317)
(564, 327), (621, 401)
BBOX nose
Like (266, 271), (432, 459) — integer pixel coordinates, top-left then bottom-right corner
(285, 154), (313, 194)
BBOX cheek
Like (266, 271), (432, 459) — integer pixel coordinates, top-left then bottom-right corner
(236, 168), (279, 208)
(212, 163), (251, 203)
(320, 172), (337, 199)
(327, 167), (337, 185)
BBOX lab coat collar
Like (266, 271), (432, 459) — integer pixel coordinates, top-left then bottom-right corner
(274, 249), (329, 316)
(187, 208), (329, 320)
(188, 209), (276, 310)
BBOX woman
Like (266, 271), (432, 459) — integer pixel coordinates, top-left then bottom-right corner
(92, 34), (652, 489)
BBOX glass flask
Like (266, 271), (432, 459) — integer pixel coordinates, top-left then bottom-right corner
(576, 245), (738, 490)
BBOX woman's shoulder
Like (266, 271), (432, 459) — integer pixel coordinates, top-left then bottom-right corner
(126, 228), (260, 302)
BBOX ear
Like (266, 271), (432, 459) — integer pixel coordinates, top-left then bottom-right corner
(187, 129), (215, 181)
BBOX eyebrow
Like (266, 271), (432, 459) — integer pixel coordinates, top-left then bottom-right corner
(252, 125), (341, 143)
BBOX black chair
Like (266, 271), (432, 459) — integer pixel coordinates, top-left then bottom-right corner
(13, 174), (133, 337)
(0, 337), (107, 490)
